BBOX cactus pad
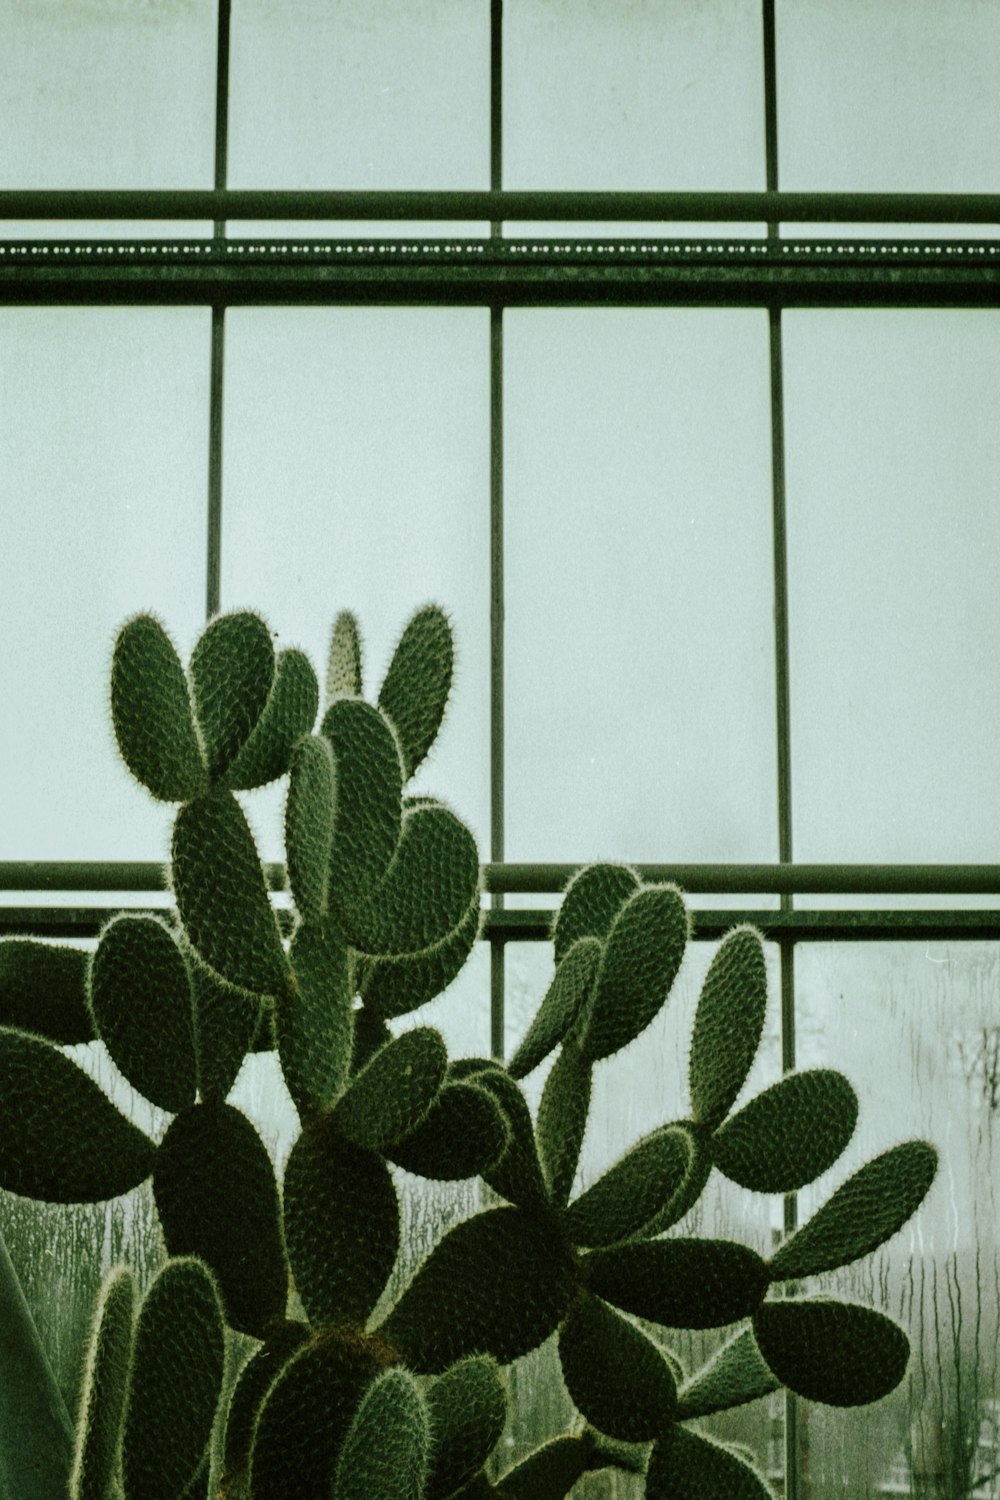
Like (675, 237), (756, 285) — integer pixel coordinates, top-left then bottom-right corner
(637, 1122), (714, 1238)
(508, 937), (601, 1080)
(688, 926), (768, 1129)
(582, 1238), (769, 1330)
(676, 1327), (780, 1419)
(222, 1320), (310, 1488)
(111, 614), (206, 802)
(284, 734), (337, 922)
(388, 1080), (510, 1182)
(558, 1292), (676, 1442)
(0, 938), (94, 1044)
(332, 1366), (430, 1500)
(711, 1069), (858, 1193)
(326, 610), (364, 702)
(768, 1140), (938, 1282)
(377, 604), (454, 781)
(70, 1268), (135, 1500)
(357, 894), (481, 1019)
(190, 961), (260, 1103)
(493, 1436), (594, 1498)
(224, 646), (320, 790)
(458, 1063), (550, 1210)
(536, 1042), (592, 1207)
(172, 791), (288, 996)
(152, 1101), (287, 1337)
(333, 1027), (447, 1151)
(322, 697), (403, 913)
(283, 1121), (399, 1330)
(89, 914), (196, 1113)
(188, 610), (274, 784)
(563, 1124), (694, 1247)
(278, 922), (353, 1118)
(646, 1425), (773, 1499)
(0, 1028), (155, 1201)
(552, 864), (640, 965)
(426, 1356), (507, 1500)
(753, 1298), (910, 1406)
(121, 1258), (224, 1500)
(380, 1207), (576, 1372)
(579, 885), (688, 1062)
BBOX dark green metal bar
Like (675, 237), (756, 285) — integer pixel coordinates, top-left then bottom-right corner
(0, 190), (999, 222)
(207, 307), (225, 618)
(8, 861), (1000, 894)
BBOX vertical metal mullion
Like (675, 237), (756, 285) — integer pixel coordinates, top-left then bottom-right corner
(489, 0), (505, 1059)
(207, 0), (232, 620)
(764, 3), (801, 1497)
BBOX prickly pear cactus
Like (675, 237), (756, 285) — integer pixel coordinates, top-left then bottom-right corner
(0, 606), (937, 1500)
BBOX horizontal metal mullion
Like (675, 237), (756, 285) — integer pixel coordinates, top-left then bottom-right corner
(2, 190), (1000, 223)
(9, 861), (1000, 896)
(3, 905), (1000, 943)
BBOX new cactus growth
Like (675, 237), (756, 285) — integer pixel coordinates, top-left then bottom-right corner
(0, 603), (938, 1500)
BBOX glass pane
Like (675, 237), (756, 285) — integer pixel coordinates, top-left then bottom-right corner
(784, 311), (1000, 904)
(795, 943), (999, 1497)
(0, 1), (217, 188)
(504, 0), (766, 191)
(504, 935), (784, 1486)
(505, 308), (777, 870)
(0, 308), (210, 860)
(220, 307), (490, 860)
(229, 0), (490, 190)
(777, 0), (1000, 191)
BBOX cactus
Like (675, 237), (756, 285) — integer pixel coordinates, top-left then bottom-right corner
(0, 605), (939, 1500)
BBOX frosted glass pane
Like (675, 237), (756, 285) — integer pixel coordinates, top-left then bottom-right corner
(505, 936), (784, 1483)
(505, 309), (777, 866)
(0, 308), (210, 859)
(0, 0), (216, 188)
(221, 308), (490, 859)
(784, 312), (1000, 894)
(778, 0), (1000, 191)
(504, 0), (765, 190)
(229, 0), (489, 190)
(795, 944), (999, 1495)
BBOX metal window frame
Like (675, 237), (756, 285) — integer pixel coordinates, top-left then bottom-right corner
(4, 6), (1000, 1494)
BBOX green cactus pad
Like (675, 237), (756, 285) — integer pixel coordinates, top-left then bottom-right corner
(326, 610), (364, 702)
(0, 1028), (155, 1201)
(380, 1207), (577, 1372)
(121, 1258), (225, 1500)
(344, 801), (480, 959)
(552, 864), (640, 966)
(0, 939), (94, 1044)
(224, 647), (320, 790)
(357, 894), (481, 1019)
(388, 1080), (510, 1181)
(711, 1069), (859, 1193)
(172, 791), (288, 996)
(638, 1123), (714, 1237)
(111, 614), (207, 802)
(283, 1121), (399, 1329)
(222, 1320), (310, 1488)
(768, 1140), (937, 1282)
(89, 914), (196, 1113)
(278, 922), (353, 1118)
(284, 734), (337, 922)
(493, 1437), (592, 1498)
(752, 1298), (910, 1406)
(152, 1101), (286, 1337)
(558, 1292), (676, 1442)
(377, 605), (454, 781)
(676, 1327), (780, 1419)
(349, 1005), (393, 1075)
(426, 1356), (507, 1500)
(189, 610), (274, 784)
(70, 1268), (135, 1500)
(456, 1064), (550, 1210)
(333, 1027), (447, 1152)
(322, 697), (403, 914)
(190, 962), (260, 1103)
(646, 1426), (773, 1500)
(688, 925), (768, 1129)
(508, 938), (602, 1080)
(579, 885), (688, 1062)
(563, 1124), (694, 1247)
(248, 1331), (385, 1500)
(536, 1042), (592, 1207)
(582, 1238), (769, 1329)
(333, 1367), (429, 1500)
